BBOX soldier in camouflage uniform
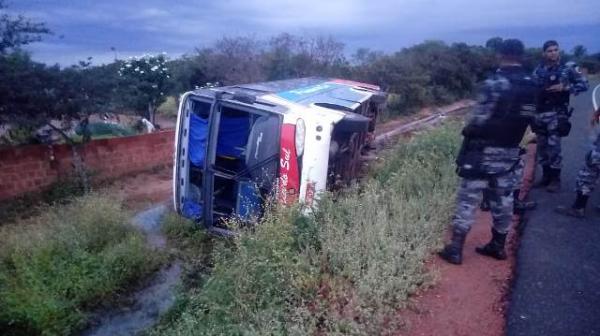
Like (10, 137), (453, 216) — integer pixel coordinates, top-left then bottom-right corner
(439, 39), (537, 265)
(556, 107), (600, 218)
(532, 40), (588, 192)
(480, 151), (537, 214)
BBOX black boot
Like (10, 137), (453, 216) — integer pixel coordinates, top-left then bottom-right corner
(555, 191), (588, 218)
(546, 168), (561, 193)
(513, 189), (537, 214)
(438, 228), (468, 265)
(533, 165), (551, 188)
(475, 228), (507, 260)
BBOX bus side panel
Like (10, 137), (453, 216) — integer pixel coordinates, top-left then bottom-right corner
(173, 93), (193, 213)
(298, 119), (333, 206)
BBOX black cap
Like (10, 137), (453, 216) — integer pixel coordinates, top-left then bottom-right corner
(542, 40), (559, 51)
(499, 39), (525, 57)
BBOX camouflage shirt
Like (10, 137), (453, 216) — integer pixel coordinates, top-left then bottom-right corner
(532, 61), (588, 110)
(465, 66), (536, 132)
(533, 61), (588, 94)
(458, 66), (535, 176)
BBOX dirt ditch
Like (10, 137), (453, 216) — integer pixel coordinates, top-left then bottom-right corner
(81, 205), (182, 336)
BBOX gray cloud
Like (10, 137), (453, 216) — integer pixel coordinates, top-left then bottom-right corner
(10, 0), (600, 65)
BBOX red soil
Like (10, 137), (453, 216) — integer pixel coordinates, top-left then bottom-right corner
(103, 165), (173, 211)
(397, 143), (536, 336)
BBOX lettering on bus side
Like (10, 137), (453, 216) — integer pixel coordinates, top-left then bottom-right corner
(278, 124), (299, 204)
(279, 147), (290, 204)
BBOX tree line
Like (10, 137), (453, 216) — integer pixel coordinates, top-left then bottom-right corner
(1, 0), (599, 145)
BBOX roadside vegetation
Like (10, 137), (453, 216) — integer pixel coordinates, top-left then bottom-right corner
(0, 174), (87, 224)
(0, 194), (165, 336)
(3, 0), (598, 147)
(149, 121), (461, 335)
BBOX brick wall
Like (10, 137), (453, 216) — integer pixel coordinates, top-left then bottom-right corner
(0, 130), (175, 201)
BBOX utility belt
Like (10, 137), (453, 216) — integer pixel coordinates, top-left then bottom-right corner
(537, 104), (571, 116)
(455, 139), (521, 179)
(532, 106), (573, 137)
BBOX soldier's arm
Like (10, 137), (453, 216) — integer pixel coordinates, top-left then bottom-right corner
(565, 63), (589, 95)
(467, 81), (495, 125)
(463, 77), (506, 136)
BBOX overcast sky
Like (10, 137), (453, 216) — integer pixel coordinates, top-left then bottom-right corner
(9, 0), (600, 66)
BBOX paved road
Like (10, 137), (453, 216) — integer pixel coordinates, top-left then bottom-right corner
(507, 80), (600, 336)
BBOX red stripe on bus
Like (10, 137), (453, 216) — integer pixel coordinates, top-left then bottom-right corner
(278, 123), (300, 204)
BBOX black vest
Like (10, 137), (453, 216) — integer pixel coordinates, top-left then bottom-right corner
(537, 62), (570, 110)
(469, 66), (536, 147)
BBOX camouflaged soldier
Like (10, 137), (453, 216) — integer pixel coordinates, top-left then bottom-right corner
(480, 151), (537, 214)
(439, 39), (537, 265)
(532, 40), (588, 192)
(556, 107), (600, 218)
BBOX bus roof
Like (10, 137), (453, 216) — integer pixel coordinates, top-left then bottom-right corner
(235, 77), (382, 110)
(192, 77), (384, 112)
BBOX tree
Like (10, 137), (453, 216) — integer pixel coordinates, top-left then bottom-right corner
(0, 0), (50, 54)
(264, 33), (302, 80)
(0, 0), (116, 192)
(117, 53), (172, 124)
(0, 52), (103, 191)
(167, 55), (214, 94)
(572, 45), (587, 60)
(485, 37), (503, 53)
(208, 36), (265, 85)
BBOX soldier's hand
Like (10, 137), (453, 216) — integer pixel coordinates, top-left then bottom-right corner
(546, 83), (565, 92)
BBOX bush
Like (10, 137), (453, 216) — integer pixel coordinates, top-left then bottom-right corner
(157, 96), (179, 119)
(149, 205), (319, 336)
(0, 194), (165, 336)
(0, 175), (87, 225)
(160, 212), (214, 288)
(150, 121), (462, 335)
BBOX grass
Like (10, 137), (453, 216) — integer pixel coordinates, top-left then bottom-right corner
(0, 194), (165, 336)
(160, 212), (215, 288)
(157, 96), (179, 119)
(0, 175), (88, 225)
(149, 121), (462, 335)
(377, 93), (419, 122)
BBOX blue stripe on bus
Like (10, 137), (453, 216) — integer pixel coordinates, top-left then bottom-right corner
(276, 82), (344, 102)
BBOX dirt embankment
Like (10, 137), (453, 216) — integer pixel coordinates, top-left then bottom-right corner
(398, 143), (536, 336)
(103, 166), (173, 211)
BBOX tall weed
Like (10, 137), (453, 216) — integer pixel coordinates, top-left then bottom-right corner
(0, 194), (164, 336)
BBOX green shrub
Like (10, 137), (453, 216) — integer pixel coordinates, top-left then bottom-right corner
(0, 126), (38, 146)
(160, 212), (214, 288)
(149, 206), (320, 336)
(0, 174), (88, 225)
(0, 194), (165, 336)
(157, 96), (179, 119)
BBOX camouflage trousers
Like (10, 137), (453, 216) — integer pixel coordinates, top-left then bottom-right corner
(576, 144), (600, 196)
(453, 170), (519, 235)
(535, 111), (562, 169)
(513, 157), (525, 190)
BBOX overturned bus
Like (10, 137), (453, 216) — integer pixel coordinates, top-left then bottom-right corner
(173, 77), (386, 234)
